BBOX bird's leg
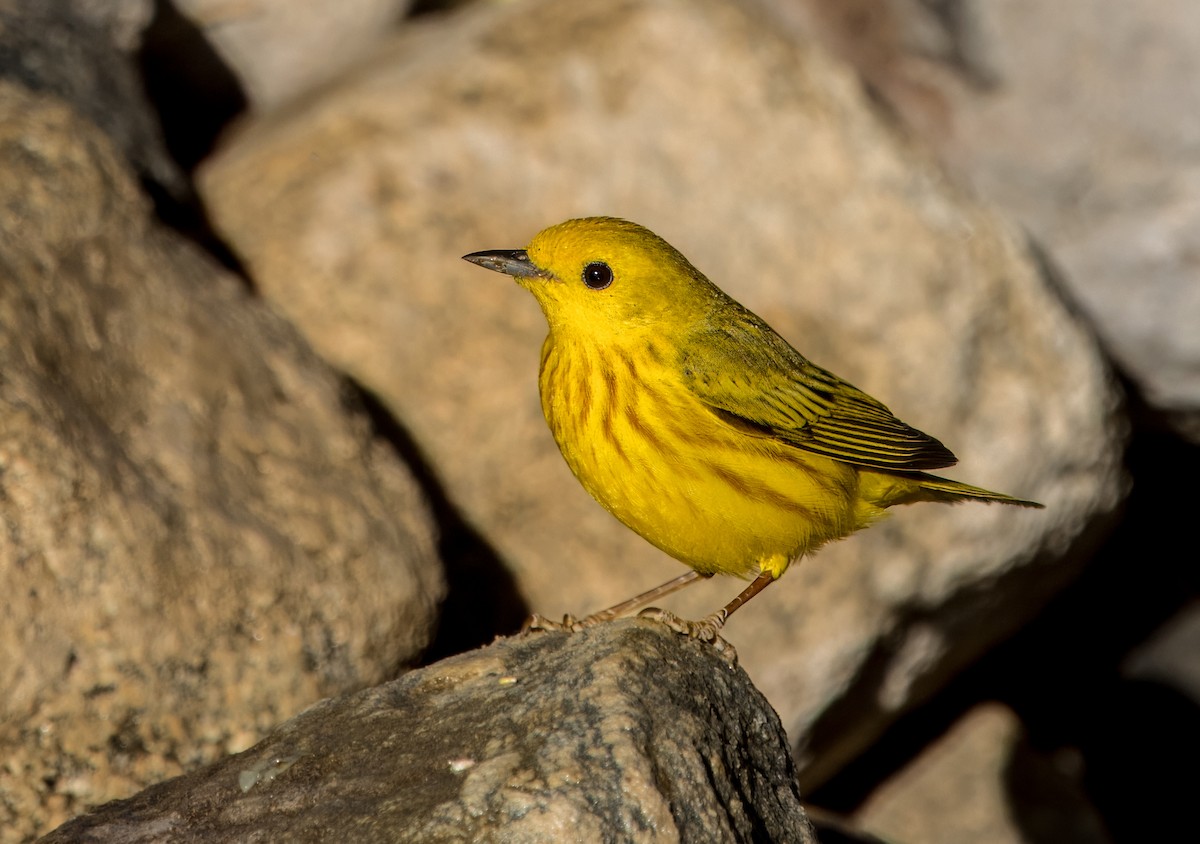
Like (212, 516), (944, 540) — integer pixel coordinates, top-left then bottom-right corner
(638, 571), (777, 664)
(524, 571), (705, 634)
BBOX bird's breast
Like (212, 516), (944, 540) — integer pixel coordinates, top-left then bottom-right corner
(536, 334), (875, 577)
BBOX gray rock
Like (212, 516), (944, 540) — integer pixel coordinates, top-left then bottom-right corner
(0, 80), (442, 839)
(0, 0), (182, 196)
(41, 621), (817, 844)
(801, 0), (1200, 440)
(855, 704), (1112, 844)
(940, 0), (1200, 441)
(172, 0), (414, 110)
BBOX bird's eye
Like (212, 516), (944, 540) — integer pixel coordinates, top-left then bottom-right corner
(582, 261), (614, 290)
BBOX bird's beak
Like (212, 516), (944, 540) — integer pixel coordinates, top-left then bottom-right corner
(462, 249), (551, 279)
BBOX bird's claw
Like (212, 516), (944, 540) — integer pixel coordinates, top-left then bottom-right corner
(637, 607), (738, 665)
(522, 606), (739, 664)
(521, 613), (585, 634)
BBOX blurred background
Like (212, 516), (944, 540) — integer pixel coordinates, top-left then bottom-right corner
(0, 0), (1196, 841)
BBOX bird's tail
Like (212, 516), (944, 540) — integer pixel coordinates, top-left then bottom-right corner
(863, 471), (1044, 509)
(911, 473), (1043, 508)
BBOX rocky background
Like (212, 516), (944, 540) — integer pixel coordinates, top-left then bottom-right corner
(0, 0), (1195, 841)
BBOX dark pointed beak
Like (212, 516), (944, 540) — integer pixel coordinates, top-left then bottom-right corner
(462, 249), (551, 279)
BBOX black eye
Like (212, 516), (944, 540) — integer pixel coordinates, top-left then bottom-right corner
(582, 261), (613, 290)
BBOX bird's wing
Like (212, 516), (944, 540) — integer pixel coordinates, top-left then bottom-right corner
(681, 313), (958, 471)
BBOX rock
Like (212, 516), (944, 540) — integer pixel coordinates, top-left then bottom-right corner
(855, 704), (1112, 844)
(800, 0), (1200, 440)
(197, 0), (1122, 791)
(1083, 608), (1200, 842)
(0, 0), (183, 198)
(0, 80), (443, 839)
(1125, 605), (1200, 705)
(172, 0), (415, 110)
(40, 621), (817, 843)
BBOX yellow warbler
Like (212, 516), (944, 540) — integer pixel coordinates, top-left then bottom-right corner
(464, 217), (1041, 654)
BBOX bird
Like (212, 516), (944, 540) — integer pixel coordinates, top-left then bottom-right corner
(463, 217), (1041, 657)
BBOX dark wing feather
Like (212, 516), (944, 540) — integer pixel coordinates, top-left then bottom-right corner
(682, 310), (958, 471)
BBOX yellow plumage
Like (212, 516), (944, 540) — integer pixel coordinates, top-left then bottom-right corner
(464, 217), (1040, 652)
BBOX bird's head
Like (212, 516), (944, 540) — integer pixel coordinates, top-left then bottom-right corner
(464, 217), (720, 339)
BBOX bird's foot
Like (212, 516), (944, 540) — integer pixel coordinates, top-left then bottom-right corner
(522, 610), (623, 635)
(636, 607), (737, 665)
(521, 613), (583, 634)
(523, 594), (645, 635)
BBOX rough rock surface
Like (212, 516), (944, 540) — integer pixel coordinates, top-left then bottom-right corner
(0, 0), (181, 196)
(937, 0), (1200, 441)
(42, 621), (817, 844)
(0, 80), (442, 840)
(199, 0), (1123, 787)
(789, 0), (1200, 440)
